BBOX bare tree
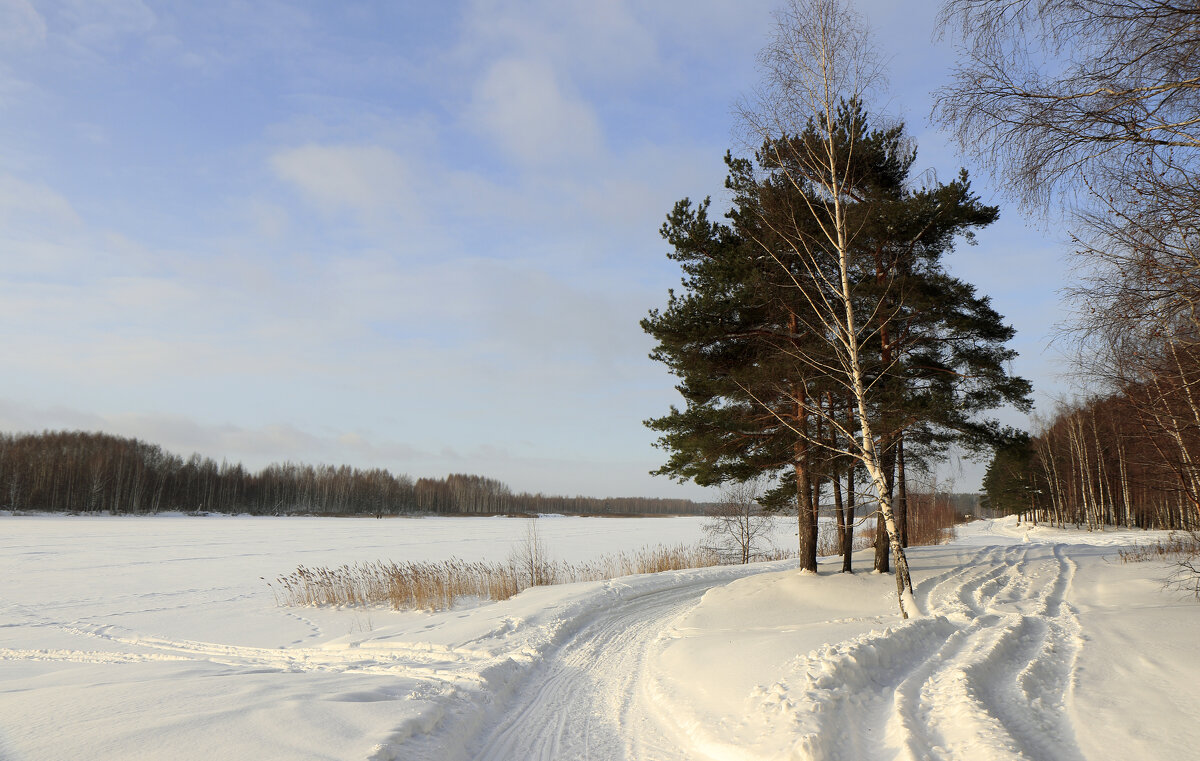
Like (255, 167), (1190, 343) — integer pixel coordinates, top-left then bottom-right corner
(508, 520), (552, 587)
(935, 0), (1200, 210)
(704, 480), (777, 564)
(738, 0), (915, 616)
(937, 0), (1200, 390)
(939, 0), (1200, 536)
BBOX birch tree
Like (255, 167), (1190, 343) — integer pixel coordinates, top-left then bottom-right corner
(739, 0), (919, 613)
(644, 0), (1027, 617)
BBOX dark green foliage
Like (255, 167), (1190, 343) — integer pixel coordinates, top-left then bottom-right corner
(982, 430), (1037, 515)
(643, 104), (1031, 518)
(642, 194), (794, 487)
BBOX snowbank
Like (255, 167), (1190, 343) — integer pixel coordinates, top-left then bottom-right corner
(643, 517), (1200, 761)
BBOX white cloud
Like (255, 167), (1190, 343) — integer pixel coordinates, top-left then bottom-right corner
(460, 0), (660, 87)
(271, 144), (417, 214)
(469, 57), (603, 165)
(243, 199), (289, 239)
(0, 174), (82, 231)
(56, 0), (156, 51)
(0, 400), (426, 468)
(0, 0), (46, 49)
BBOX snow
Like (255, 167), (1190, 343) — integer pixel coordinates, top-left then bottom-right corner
(1, 514), (1198, 760)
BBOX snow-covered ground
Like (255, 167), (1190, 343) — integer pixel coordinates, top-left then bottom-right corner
(1, 514), (1197, 760)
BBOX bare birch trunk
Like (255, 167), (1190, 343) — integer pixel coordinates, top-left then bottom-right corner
(743, 0), (913, 616)
(897, 436), (909, 547)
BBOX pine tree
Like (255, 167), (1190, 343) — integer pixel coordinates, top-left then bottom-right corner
(643, 109), (1029, 590)
(982, 431), (1037, 519)
(646, 0), (1030, 616)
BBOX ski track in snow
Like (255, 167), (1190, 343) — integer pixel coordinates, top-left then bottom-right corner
(468, 581), (705, 761)
(0, 606), (495, 684)
(390, 577), (724, 761)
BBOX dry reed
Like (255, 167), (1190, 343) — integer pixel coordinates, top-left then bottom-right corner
(1117, 531), (1200, 598)
(1118, 532), (1200, 564)
(816, 519), (876, 556)
(271, 543), (724, 611)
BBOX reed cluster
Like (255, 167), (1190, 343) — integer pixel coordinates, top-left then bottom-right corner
(1117, 531), (1200, 598)
(271, 543), (724, 611)
(816, 520), (876, 556)
(1118, 532), (1200, 564)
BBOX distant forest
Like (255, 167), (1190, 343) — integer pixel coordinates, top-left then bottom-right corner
(0, 431), (706, 516)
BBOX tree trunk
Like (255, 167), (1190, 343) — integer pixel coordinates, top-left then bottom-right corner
(897, 436), (910, 547)
(873, 441), (896, 573)
(832, 462), (846, 555)
(795, 381), (818, 572)
(842, 464), (855, 573)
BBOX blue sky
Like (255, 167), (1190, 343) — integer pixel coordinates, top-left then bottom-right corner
(0, 0), (1071, 498)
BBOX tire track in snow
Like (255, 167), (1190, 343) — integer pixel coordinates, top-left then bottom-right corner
(915, 545), (997, 617)
(392, 577), (728, 761)
(742, 542), (1084, 761)
(470, 581), (710, 761)
(891, 544), (1084, 761)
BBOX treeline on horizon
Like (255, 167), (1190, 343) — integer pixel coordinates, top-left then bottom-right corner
(0, 430), (706, 516)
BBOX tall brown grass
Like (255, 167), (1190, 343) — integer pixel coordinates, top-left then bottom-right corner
(271, 543), (725, 611)
(816, 519), (876, 556)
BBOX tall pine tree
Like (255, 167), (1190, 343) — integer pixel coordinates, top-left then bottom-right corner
(643, 106), (1029, 580)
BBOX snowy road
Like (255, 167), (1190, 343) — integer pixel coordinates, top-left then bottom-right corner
(644, 535), (1096, 761)
(469, 580), (707, 761)
(390, 574), (739, 761)
(779, 542), (1085, 761)
(900, 543), (1083, 761)
(420, 536), (1090, 761)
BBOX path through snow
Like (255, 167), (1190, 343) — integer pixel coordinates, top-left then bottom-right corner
(642, 519), (1198, 761)
(439, 534), (1088, 761)
(744, 542), (1086, 761)
(390, 572), (757, 761)
(446, 519), (1195, 761)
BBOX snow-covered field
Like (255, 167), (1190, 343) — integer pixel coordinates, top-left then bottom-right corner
(1, 514), (1197, 760)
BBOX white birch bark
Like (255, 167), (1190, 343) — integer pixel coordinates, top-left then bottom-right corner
(740, 0), (914, 616)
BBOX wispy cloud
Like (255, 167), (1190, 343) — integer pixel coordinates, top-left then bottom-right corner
(0, 0), (1068, 497)
(0, 0), (47, 49)
(469, 57), (603, 165)
(55, 0), (157, 52)
(271, 143), (421, 221)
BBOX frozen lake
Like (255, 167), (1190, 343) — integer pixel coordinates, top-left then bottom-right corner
(0, 513), (797, 761)
(0, 513), (757, 617)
